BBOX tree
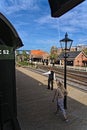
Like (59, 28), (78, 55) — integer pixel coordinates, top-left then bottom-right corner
(22, 50), (29, 61)
(50, 46), (58, 63)
(83, 48), (87, 55)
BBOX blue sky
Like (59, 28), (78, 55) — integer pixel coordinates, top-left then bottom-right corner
(0, 0), (87, 52)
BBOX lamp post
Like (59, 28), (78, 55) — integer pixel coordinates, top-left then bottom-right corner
(60, 32), (73, 109)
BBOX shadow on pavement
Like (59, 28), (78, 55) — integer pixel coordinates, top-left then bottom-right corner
(16, 69), (87, 130)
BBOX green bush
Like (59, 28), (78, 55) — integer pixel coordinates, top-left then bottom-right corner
(18, 61), (28, 66)
(17, 61), (35, 66)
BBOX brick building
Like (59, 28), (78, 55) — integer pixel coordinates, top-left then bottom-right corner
(58, 51), (87, 67)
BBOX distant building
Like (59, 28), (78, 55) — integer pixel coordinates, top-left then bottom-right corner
(30, 49), (49, 62)
(58, 51), (87, 67)
(77, 45), (87, 51)
(70, 45), (87, 51)
(15, 50), (30, 62)
(70, 46), (77, 51)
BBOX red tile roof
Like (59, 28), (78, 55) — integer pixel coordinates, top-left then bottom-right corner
(30, 50), (49, 58)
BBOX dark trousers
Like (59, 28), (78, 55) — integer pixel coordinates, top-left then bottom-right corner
(48, 79), (53, 90)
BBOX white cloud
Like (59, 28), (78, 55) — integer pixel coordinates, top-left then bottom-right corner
(0, 0), (87, 51)
(35, 1), (87, 35)
(0, 0), (39, 14)
(35, 15), (53, 24)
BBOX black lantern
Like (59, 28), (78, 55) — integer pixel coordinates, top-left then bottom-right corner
(60, 32), (73, 51)
(60, 32), (73, 109)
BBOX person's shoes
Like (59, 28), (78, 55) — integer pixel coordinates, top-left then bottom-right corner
(51, 88), (53, 90)
(47, 88), (50, 89)
(65, 119), (69, 122)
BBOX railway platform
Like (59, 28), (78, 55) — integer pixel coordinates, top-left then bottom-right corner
(16, 67), (87, 130)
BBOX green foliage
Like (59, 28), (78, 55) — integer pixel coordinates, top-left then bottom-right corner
(50, 46), (58, 60)
(18, 61), (29, 66)
(22, 50), (29, 61)
(83, 48), (87, 55)
(17, 61), (35, 66)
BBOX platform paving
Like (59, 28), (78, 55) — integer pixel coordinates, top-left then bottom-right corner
(16, 67), (87, 130)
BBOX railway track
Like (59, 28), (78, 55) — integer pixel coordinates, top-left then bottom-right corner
(24, 65), (87, 92)
(54, 68), (87, 86)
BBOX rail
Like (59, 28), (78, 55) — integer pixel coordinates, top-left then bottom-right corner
(23, 66), (87, 92)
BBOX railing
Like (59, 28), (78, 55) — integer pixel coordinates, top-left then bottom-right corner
(55, 64), (87, 72)
(16, 61), (87, 72)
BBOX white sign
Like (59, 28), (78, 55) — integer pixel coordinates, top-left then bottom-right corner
(0, 50), (10, 55)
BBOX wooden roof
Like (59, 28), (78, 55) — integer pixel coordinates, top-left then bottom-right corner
(0, 13), (23, 49)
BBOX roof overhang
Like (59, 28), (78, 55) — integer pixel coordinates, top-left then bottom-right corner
(0, 13), (23, 49)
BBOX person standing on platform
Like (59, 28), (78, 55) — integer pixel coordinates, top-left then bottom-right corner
(43, 67), (56, 90)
